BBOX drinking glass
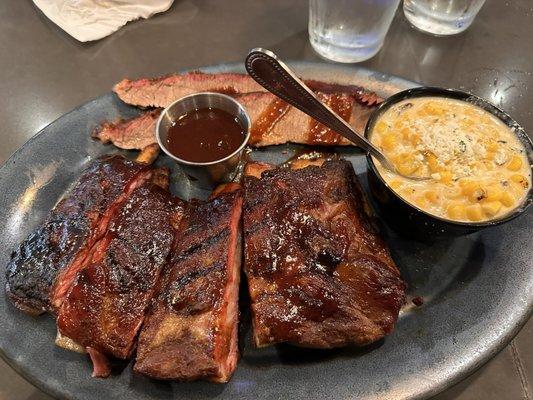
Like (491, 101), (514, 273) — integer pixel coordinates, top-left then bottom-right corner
(309, 0), (401, 63)
(403, 0), (486, 36)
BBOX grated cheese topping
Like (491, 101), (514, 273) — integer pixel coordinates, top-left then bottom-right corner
(369, 96), (531, 222)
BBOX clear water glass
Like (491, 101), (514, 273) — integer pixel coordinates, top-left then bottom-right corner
(403, 0), (486, 36)
(309, 0), (401, 63)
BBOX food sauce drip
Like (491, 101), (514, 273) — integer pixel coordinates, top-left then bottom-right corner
(251, 191), (345, 326)
(249, 92), (354, 144)
(244, 167), (347, 331)
(166, 107), (245, 163)
(250, 98), (291, 143)
(307, 92), (353, 145)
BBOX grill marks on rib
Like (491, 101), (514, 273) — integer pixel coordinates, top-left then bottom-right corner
(57, 184), (184, 359)
(164, 262), (226, 316)
(134, 188), (243, 382)
(172, 229), (229, 265)
(243, 160), (406, 348)
(50, 163), (156, 311)
(5, 155), (152, 315)
(5, 155), (244, 382)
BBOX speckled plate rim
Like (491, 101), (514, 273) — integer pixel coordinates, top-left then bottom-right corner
(0, 61), (531, 400)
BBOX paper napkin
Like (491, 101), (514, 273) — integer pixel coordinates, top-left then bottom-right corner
(33, 0), (175, 42)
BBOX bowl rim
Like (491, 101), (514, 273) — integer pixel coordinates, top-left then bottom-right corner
(155, 91), (251, 166)
(364, 86), (533, 228)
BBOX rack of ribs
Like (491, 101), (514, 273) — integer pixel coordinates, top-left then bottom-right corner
(56, 182), (185, 366)
(5, 155), (156, 315)
(242, 159), (406, 348)
(134, 184), (243, 382)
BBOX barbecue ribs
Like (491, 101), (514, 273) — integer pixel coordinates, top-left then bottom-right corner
(5, 155), (155, 315)
(134, 184), (243, 382)
(242, 159), (405, 348)
(56, 182), (185, 360)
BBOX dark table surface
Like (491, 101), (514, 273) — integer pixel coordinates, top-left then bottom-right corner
(0, 0), (531, 399)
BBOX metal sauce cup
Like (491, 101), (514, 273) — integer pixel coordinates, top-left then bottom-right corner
(156, 92), (251, 189)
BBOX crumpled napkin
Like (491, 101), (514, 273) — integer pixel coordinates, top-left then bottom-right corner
(33, 0), (175, 42)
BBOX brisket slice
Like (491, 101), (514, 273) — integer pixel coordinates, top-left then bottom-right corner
(95, 91), (376, 150)
(113, 72), (380, 110)
(134, 184), (242, 382)
(243, 159), (406, 348)
(56, 183), (185, 360)
(113, 72), (265, 108)
(5, 155), (153, 315)
(243, 91), (375, 146)
(92, 109), (162, 150)
(100, 72), (381, 150)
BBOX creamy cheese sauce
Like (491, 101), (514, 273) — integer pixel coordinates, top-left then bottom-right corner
(370, 97), (531, 222)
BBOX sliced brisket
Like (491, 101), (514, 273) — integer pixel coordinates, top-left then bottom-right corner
(5, 155), (154, 315)
(56, 183), (185, 359)
(100, 72), (382, 149)
(243, 159), (405, 348)
(241, 91), (375, 146)
(134, 184), (242, 382)
(95, 91), (376, 150)
(92, 109), (162, 150)
(113, 72), (265, 108)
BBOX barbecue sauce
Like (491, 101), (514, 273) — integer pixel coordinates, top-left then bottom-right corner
(307, 92), (353, 145)
(248, 91), (354, 146)
(250, 98), (291, 144)
(166, 108), (245, 163)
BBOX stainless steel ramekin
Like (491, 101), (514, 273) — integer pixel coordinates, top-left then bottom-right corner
(156, 92), (251, 189)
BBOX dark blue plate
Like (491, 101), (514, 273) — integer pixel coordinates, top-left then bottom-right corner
(0, 62), (531, 400)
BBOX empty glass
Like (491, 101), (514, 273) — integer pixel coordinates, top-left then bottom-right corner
(403, 0), (486, 36)
(309, 0), (401, 63)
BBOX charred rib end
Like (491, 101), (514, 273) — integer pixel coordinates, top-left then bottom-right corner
(5, 288), (46, 316)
